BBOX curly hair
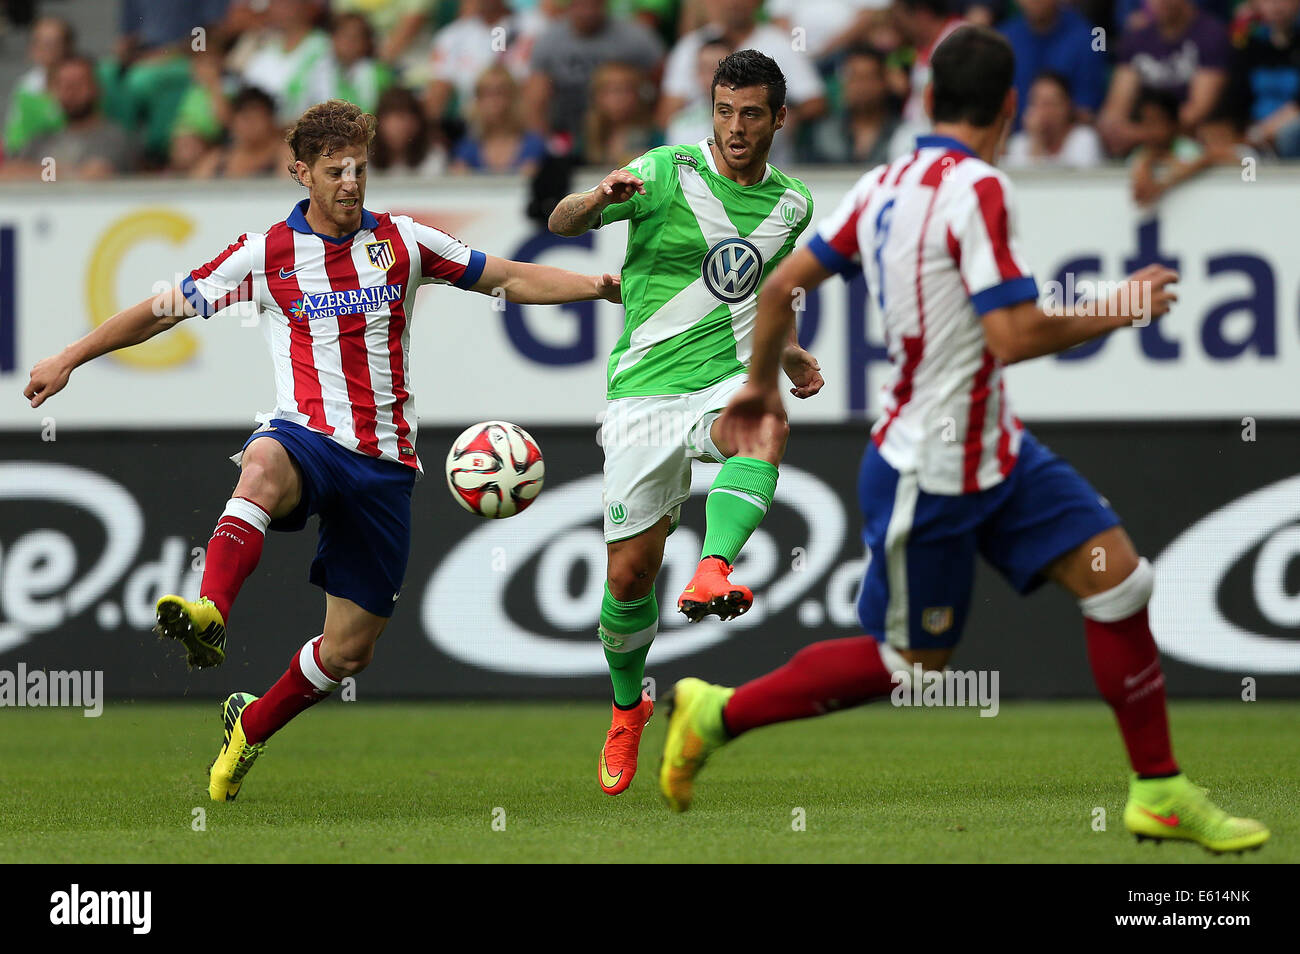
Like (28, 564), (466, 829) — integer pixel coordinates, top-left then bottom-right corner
(285, 99), (377, 182)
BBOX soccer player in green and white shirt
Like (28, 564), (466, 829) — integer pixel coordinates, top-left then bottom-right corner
(549, 50), (824, 796)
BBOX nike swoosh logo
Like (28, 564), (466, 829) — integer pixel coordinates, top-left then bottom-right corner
(1124, 660), (1161, 690)
(599, 752), (622, 789)
(684, 585), (696, 593)
(278, 266), (304, 279)
(1139, 808), (1180, 827)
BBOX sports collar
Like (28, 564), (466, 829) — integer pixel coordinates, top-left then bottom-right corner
(286, 198), (379, 243)
(915, 134), (979, 158)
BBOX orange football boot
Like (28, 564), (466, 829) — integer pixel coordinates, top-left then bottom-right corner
(598, 691), (654, 795)
(677, 556), (754, 623)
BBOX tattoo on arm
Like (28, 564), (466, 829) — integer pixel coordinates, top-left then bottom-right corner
(552, 192), (603, 236)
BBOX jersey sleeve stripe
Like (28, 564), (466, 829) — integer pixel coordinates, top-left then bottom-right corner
(455, 248), (486, 289)
(807, 234), (857, 278)
(970, 275), (1038, 315)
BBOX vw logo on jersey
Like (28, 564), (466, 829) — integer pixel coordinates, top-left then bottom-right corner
(702, 237), (764, 304)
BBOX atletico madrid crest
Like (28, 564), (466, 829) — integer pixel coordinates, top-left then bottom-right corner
(922, 607), (954, 635)
(365, 239), (395, 270)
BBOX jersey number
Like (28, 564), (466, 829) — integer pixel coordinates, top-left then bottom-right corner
(871, 199), (896, 313)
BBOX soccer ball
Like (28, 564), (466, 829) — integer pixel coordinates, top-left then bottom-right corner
(445, 421), (545, 518)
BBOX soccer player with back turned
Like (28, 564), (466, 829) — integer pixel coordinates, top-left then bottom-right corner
(549, 50), (825, 797)
(657, 27), (1269, 854)
(24, 100), (622, 802)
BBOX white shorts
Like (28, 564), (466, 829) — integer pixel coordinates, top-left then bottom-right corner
(601, 374), (746, 543)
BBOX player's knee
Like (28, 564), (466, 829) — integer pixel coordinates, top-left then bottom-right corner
(329, 639), (375, 676)
(607, 562), (655, 601)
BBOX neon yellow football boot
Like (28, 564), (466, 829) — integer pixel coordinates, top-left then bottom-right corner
(154, 594), (226, 669)
(1124, 773), (1269, 853)
(209, 692), (265, 802)
(658, 677), (734, 813)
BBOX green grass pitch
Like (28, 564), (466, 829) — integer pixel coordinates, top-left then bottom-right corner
(1, 700), (1295, 863)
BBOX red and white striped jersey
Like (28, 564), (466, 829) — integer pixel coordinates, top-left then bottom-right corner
(808, 135), (1039, 495)
(182, 199), (486, 472)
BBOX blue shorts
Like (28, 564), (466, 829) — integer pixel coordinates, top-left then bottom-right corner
(857, 430), (1120, 650)
(242, 419), (416, 618)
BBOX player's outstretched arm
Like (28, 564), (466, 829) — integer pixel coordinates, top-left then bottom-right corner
(547, 168), (645, 237)
(982, 264), (1179, 365)
(24, 285), (196, 408)
(470, 254), (622, 306)
(720, 248), (834, 450)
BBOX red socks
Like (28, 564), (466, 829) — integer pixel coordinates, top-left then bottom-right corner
(241, 636), (342, 745)
(200, 497), (270, 623)
(1084, 607), (1179, 776)
(723, 636), (897, 736)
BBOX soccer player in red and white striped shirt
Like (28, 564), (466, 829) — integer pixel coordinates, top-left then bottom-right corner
(655, 27), (1269, 853)
(24, 100), (621, 802)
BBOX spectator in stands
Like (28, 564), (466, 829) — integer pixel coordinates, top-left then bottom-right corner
(167, 127), (218, 177)
(372, 86), (448, 174)
(192, 86), (293, 178)
(808, 46), (901, 164)
(117, 0), (232, 64)
(113, 0), (233, 163)
(664, 33), (732, 145)
(1230, 0), (1300, 156)
(582, 61), (659, 166)
(4, 56), (136, 179)
(452, 64), (547, 173)
(312, 12), (392, 112)
(767, 0), (879, 68)
(1129, 86), (1213, 205)
(1002, 70), (1105, 167)
(331, 0), (436, 66)
(657, 0), (827, 164)
(424, 0), (526, 123)
(240, 0), (334, 124)
(895, 0), (966, 128)
(4, 15), (74, 154)
(1198, 97), (1262, 162)
(525, 0), (665, 138)
(999, 0), (1107, 127)
(1098, 0), (1230, 156)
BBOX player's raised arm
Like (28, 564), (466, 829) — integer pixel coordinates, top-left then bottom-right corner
(547, 167), (646, 237)
(982, 264), (1179, 365)
(23, 285), (197, 408)
(470, 254), (622, 305)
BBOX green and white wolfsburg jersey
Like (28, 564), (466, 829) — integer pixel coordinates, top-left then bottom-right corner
(599, 141), (813, 399)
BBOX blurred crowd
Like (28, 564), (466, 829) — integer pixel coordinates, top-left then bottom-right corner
(1, 0), (1297, 205)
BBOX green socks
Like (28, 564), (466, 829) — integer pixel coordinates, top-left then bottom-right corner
(599, 584), (658, 707)
(700, 457), (778, 564)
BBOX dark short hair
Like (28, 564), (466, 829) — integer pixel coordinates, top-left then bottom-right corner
(930, 25), (1015, 127)
(1133, 86), (1180, 124)
(712, 48), (787, 116)
(898, 0), (951, 17)
(232, 85), (277, 115)
(1031, 70), (1073, 101)
(842, 45), (887, 73)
